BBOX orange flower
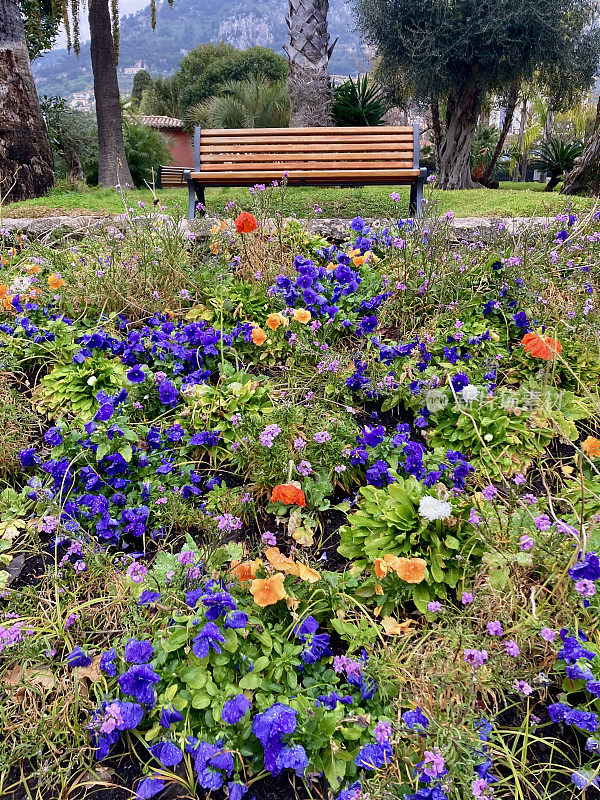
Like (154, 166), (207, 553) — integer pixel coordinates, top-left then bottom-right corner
(296, 562), (321, 583)
(1, 294), (14, 311)
(293, 308), (311, 324)
(24, 264), (41, 274)
(0, 284), (10, 298)
(265, 547), (299, 576)
(251, 327), (267, 345)
(231, 559), (261, 582)
(234, 212), (258, 234)
(374, 558), (388, 579)
(48, 273), (64, 290)
(250, 573), (287, 607)
(394, 557), (427, 584)
(583, 436), (600, 459)
(270, 484), (306, 507)
(266, 313), (287, 331)
(521, 332), (562, 361)
(352, 255), (365, 267)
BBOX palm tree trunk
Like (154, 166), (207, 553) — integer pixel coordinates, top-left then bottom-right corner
(514, 96), (527, 181)
(286, 0), (334, 127)
(88, 0), (133, 186)
(481, 80), (519, 185)
(0, 0), (54, 202)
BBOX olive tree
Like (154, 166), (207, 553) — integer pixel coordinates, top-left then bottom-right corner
(354, 0), (600, 189)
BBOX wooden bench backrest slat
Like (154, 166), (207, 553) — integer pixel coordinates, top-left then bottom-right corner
(200, 125), (414, 137)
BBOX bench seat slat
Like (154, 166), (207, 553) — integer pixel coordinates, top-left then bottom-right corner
(189, 169), (420, 182)
(200, 160), (415, 171)
(201, 148), (412, 161)
(201, 126), (414, 137)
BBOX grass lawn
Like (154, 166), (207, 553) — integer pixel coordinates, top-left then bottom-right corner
(3, 181), (597, 219)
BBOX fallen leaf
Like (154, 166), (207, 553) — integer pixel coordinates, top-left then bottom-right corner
(292, 527), (314, 547)
(381, 616), (415, 636)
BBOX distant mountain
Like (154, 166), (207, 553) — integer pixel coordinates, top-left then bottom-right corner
(32, 0), (371, 100)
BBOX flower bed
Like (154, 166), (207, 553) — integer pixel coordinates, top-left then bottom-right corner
(0, 187), (600, 799)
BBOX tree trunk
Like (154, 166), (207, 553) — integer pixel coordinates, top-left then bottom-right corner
(481, 80), (519, 185)
(514, 96), (527, 181)
(437, 81), (482, 189)
(286, 0), (334, 127)
(431, 97), (443, 172)
(561, 125), (600, 196)
(0, 0), (54, 202)
(88, 0), (133, 186)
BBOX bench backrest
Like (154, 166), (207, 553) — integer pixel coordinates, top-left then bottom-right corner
(192, 125), (419, 181)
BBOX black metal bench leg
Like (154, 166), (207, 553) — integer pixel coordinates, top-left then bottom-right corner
(408, 169), (425, 218)
(196, 185), (206, 216)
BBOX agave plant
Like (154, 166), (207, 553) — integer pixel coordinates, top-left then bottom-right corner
(185, 79), (290, 130)
(331, 75), (388, 127)
(531, 137), (585, 191)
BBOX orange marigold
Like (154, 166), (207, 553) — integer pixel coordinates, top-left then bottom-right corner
(234, 212), (258, 234)
(583, 436), (600, 460)
(251, 327), (267, 345)
(265, 547), (299, 576)
(48, 273), (64, 290)
(521, 332), (562, 361)
(250, 573), (287, 607)
(270, 484), (306, 507)
(266, 313), (287, 331)
(393, 557), (427, 584)
(293, 308), (311, 324)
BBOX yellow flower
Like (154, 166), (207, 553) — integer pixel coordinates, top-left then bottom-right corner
(293, 308), (311, 324)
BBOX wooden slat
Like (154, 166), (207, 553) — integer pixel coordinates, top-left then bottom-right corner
(201, 160), (415, 172)
(190, 169), (420, 182)
(201, 126), (413, 137)
(200, 144), (413, 157)
(201, 151), (413, 163)
(201, 135), (414, 147)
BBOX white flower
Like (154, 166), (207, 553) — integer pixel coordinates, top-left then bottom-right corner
(10, 276), (32, 294)
(461, 384), (479, 402)
(418, 496), (453, 521)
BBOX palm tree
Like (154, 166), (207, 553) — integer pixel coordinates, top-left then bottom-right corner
(186, 80), (290, 130)
(331, 75), (388, 126)
(286, 0), (335, 127)
(532, 137), (584, 191)
(0, 0), (54, 201)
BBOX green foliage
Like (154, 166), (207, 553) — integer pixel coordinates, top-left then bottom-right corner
(186, 79), (290, 129)
(331, 75), (388, 127)
(131, 69), (152, 102)
(338, 478), (476, 610)
(357, 0), (600, 106)
(0, 386), (39, 478)
(175, 43), (288, 113)
(531, 137), (585, 190)
(21, 0), (60, 60)
(122, 120), (171, 188)
(470, 124), (501, 172)
(37, 357), (127, 419)
(139, 75), (182, 118)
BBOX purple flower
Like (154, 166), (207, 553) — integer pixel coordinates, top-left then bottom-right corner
(487, 621), (503, 636)
(274, 744), (309, 776)
(118, 664), (160, 707)
(575, 579), (596, 597)
(569, 552), (600, 582)
(100, 648), (117, 677)
(464, 648), (488, 668)
(540, 627), (556, 642)
(221, 694), (251, 725)
(316, 692), (353, 710)
(520, 535), (534, 551)
(158, 380), (179, 407)
(313, 430), (331, 444)
(422, 747), (446, 778)
(548, 702), (599, 733)
(427, 601), (442, 613)
(534, 514), (552, 531)
(481, 485), (497, 501)
(150, 741), (183, 767)
(66, 646), (92, 668)
(461, 592), (474, 605)
(159, 705), (183, 729)
(96, 403), (115, 422)
(192, 622), (225, 659)
(504, 640), (520, 657)
(355, 741), (392, 770)
(127, 562), (147, 583)
(127, 366), (146, 383)
(373, 720), (392, 744)
(297, 460), (312, 476)
(45, 427), (63, 447)
(514, 679), (533, 696)
(136, 778), (165, 799)
(402, 707), (429, 730)
(228, 782), (248, 800)
(124, 639), (154, 664)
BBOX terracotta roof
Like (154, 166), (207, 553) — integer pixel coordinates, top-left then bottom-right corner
(140, 115), (184, 130)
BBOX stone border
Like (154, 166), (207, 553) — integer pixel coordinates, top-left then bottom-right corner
(1, 214), (554, 243)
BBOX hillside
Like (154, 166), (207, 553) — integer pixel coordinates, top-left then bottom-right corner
(32, 0), (370, 100)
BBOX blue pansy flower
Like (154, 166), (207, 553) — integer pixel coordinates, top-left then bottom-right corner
(221, 694), (251, 724)
(124, 639), (154, 664)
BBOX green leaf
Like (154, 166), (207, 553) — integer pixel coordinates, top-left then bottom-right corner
(119, 444), (133, 463)
(239, 672), (262, 690)
(95, 443), (110, 461)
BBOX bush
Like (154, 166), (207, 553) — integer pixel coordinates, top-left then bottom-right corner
(331, 75), (388, 127)
(123, 120), (171, 188)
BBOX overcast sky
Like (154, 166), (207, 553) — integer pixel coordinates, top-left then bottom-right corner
(54, 0), (151, 48)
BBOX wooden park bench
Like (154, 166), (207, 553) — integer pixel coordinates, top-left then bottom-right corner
(159, 125), (426, 220)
